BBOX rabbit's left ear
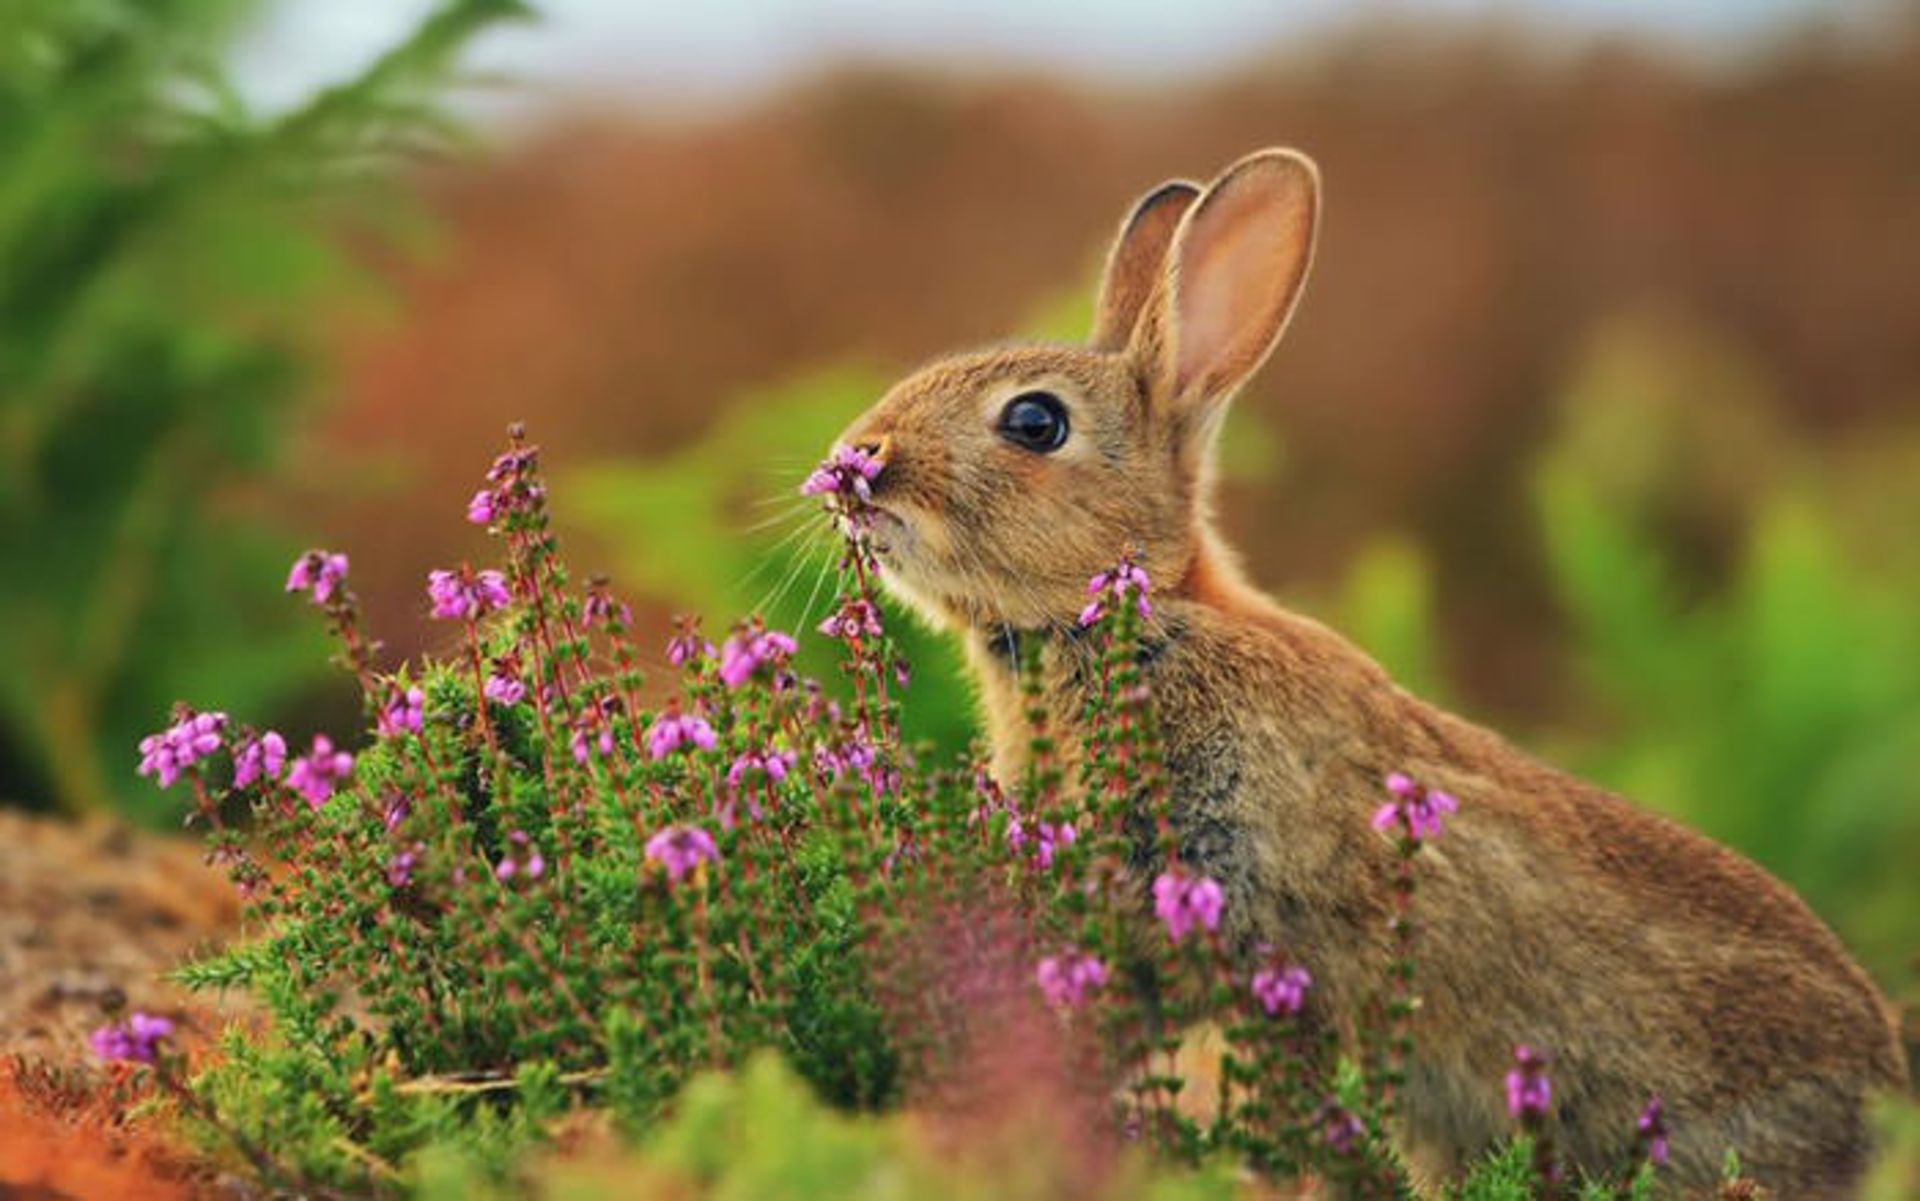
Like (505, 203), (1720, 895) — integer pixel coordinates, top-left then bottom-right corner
(1089, 180), (1201, 352)
(1142, 149), (1319, 433)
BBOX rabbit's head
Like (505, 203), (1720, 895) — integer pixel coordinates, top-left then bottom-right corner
(834, 149), (1319, 631)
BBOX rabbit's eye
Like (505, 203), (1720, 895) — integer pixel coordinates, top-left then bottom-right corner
(996, 391), (1069, 454)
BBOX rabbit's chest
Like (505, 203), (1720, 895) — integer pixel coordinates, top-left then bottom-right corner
(1018, 633), (1322, 906)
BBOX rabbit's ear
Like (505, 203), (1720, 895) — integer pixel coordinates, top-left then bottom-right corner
(1143, 149), (1319, 433)
(1089, 180), (1201, 351)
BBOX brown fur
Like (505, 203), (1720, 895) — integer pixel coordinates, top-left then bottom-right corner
(831, 148), (1908, 1196)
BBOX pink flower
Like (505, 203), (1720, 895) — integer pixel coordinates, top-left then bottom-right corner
(136, 711), (228, 789)
(486, 446), (537, 483)
(1636, 1095), (1670, 1167)
(285, 550), (350, 605)
(1316, 1102), (1365, 1156)
(666, 619), (714, 668)
(645, 825), (719, 884)
(495, 830), (545, 883)
(799, 444), (883, 501)
(90, 1012), (175, 1064)
(376, 686), (426, 738)
(285, 734), (353, 809)
(716, 627), (798, 688)
(1078, 556), (1153, 627)
(583, 586), (631, 628)
(466, 445), (547, 528)
(1008, 816), (1076, 870)
(484, 670), (525, 706)
(387, 846), (423, 887)
(1371, 771), (1459, 843)
(1252, 963), (1313, 1018)
(1035, 949), (1109, 1009)
(817, 598), (884, 642)
(1506, 1044), (1553, 1122)
(231, 730), (286, 789)
(1152, 868), (1225, 943)
(571, 724), (615, 764)
(727, 748), (795, 790)
(647, 711), (717, 760)
(426, 567), (513, 621)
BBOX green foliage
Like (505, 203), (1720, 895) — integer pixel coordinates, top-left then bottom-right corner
(533, 1053), (1248, 1201)
(1315, 315), (1920, 983)
(1862, 1091), (1920, 1201)
(1532, 318), (1920, 981)
(0, 0), (524, 817)
(1337, 536), (1448, 706)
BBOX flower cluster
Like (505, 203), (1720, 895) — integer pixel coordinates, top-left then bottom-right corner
(1078, 556), (1152, 628)
(717, 626), (798, 688)
(1007, 815), (1076, 871)
(570, 701), (619, 763)
(645, 825), (719, 884)
(1251, 962), (1313, 1018)
(466, 446), (547, 527)
(137, 710), (227, 789)
(1152, 868), (1225, 943)
(647, 709), (718, 760)
(817, 597), (884, 643)
(427, 567), (513, 621)
(1636, 1095), (1670, 1167)
(1372, 771), (1459, 843)
(285, 734), (353, 809)
(377, 686), (426, 738)
(484, 663), (526, 706)
(1035, 949), (1109, 1009)
(388, 845), (424, 887)
(494, 830), (546, 882)
(90, 1012), (175, 1065)
(666, 617), (715, 668)
(726, 747), (795, 789)
(1506, 1044), (1553, 1122)
(285, 550), (350, 606)
(1317, 1102), (1366, 1156)
(232, 731), (286, 789)
(799, 444), (883, 503)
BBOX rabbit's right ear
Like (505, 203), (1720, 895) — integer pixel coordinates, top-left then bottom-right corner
(1089, 181), (1201, 352)
(1138, 149), (1319, 444)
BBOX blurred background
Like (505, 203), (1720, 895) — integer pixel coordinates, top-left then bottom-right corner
(3, 0), (1917, 983)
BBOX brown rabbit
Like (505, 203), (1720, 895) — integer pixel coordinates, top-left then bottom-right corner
(827, 148), (1908, 1195)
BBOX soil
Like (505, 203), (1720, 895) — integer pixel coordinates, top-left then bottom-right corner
(0, 810), (243, 1064)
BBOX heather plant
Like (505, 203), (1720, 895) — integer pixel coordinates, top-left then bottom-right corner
(127, 428), (1681, 1197)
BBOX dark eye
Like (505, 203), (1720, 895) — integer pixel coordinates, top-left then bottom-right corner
(996, 391), (1069, 454)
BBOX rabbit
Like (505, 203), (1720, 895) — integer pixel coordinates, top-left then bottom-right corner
(825, 148), (1909, 1196)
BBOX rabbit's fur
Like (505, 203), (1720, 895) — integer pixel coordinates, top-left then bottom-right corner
(831, 149), (1908, 1195)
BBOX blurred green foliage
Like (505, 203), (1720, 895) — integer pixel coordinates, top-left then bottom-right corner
(1529, 317), (1920, 983)
(411, 1050), (1695, 1200)
(0, 0), (525, 817)
(406, 1053), (1241, 1201)
(1332, 316), (1920, 985)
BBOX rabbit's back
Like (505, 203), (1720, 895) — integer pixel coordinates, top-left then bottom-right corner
(994, 586), (1907, 1195)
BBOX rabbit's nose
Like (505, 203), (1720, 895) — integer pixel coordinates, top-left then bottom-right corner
(849, 434), (892, 472)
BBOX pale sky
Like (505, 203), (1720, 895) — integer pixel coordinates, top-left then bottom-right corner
(231, 0), (1883, 119)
